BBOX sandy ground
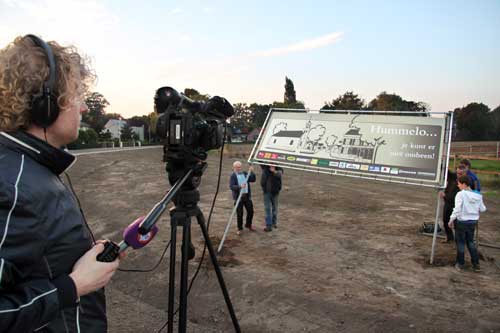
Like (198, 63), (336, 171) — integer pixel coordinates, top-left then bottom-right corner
(67, 145), (500, 333)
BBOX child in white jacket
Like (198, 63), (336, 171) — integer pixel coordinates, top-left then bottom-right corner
(448, 175), (487, 271)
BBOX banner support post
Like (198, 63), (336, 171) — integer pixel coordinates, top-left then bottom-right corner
(430, 191), (442, 264)
(430, 111), (453, 264)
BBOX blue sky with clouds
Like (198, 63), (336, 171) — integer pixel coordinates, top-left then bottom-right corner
(1, 0), (499, 117)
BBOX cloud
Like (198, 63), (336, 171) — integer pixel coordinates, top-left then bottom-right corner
(0, 0), (120, 52)
(249, 31), (343, 58)
(0, 0), (119, 35)
(169, 7), (183, 15)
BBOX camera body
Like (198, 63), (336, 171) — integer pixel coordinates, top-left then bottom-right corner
(154, 87), (234, 186)
(155, 87), (234, 161)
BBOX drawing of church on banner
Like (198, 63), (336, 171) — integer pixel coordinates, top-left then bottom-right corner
(265, 121), (304, 152)
(265, 116), (386, 163)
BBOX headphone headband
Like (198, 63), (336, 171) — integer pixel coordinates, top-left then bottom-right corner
(24, 34), (59, 128)
(25, 34), (56, 94)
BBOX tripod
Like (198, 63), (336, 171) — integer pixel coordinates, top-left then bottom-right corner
(167, 187), (240, 333)
(131, 159), (238, 333)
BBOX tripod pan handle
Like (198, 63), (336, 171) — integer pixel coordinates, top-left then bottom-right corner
(96, 241), (120, 262)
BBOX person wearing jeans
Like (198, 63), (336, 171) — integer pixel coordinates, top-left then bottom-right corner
(260, 165), (283, 232)
(454, 221), (480, 269)
(263, 192), (279, 229)
(449, 175), (487, 272)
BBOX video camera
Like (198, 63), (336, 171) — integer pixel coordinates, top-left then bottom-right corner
(155, 87), (234, 160)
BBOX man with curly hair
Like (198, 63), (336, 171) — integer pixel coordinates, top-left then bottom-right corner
(0, 35), (122, 332)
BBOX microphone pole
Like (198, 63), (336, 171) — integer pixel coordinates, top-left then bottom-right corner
(97, 167), (195, 262)
(138, 167), (194, 235)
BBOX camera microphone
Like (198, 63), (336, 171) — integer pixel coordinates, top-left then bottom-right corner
(204, 96), (234, 119)
(96, 217), (159, 262)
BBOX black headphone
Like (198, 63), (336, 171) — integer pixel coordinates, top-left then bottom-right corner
(25, 34), (59, 128)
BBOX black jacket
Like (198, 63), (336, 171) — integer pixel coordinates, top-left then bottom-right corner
(229, 171), (256, 200)
(444, 170), (460, 207)
(0, 131), (106, 332)
(260, 165), (283, 194)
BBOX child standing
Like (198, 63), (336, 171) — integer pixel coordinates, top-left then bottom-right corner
(448, 175), (487, 272)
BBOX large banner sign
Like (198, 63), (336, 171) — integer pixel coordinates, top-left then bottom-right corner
(249, 110), (449, 187)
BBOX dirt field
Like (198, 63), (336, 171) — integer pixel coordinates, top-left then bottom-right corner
(68, 146), (500, 333)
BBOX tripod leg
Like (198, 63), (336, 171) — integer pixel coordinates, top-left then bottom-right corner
(168, 218), (178, 333)
(179, 216), (191, 333)
(196, 211), (241, 333)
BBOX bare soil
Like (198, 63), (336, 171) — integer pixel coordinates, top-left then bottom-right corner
(68, 146), (500, 333)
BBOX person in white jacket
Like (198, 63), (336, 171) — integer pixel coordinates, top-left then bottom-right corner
(448, 175), (487, 272)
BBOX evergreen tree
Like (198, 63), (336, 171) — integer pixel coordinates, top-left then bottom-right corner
(284, 76), (297, 104)
(120, 123), (134, 141)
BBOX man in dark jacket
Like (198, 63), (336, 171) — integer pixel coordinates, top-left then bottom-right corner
(0, 35), (121, 332)
(440, 170), (460, 242)
(260, 164), (284, 232)
(229, 161), (256, 234)
(460, 159), (481, 192)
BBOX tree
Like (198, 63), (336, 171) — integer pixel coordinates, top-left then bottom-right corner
(85, 128), (98, 144)
(322, 91), (365, 110)
(148, 112), (159, 142)
(367, 92), (428, 115)
(183, 88), (210, 101)
(83, 92), (110, 134)
(249, 103), (271, 128)
(278, 76), (305, 109)
(453, 103), (491, 141)
(489, 105), (500, 140)
(100, 129), (112, 141)
(77, 129), (89, 145)
(120, 123), (134, 141)
(272, 100), (305, 109)
(231, 103), (254, 131)
(284, 76), (297, 104)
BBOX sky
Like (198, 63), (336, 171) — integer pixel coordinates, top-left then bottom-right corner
(1, 0), (499, 118)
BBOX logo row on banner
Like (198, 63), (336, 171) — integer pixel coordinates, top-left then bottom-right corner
(256, 150), (437, 180)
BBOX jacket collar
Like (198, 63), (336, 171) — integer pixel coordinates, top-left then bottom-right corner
(0, 131), (76, 175)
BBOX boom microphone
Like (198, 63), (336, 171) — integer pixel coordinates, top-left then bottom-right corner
(96, 217), (159, 262)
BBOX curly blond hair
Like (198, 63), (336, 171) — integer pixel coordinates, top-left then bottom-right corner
(0, 36), (95, 131)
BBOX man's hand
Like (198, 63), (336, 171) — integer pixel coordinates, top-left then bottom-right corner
(69, 242), (120, 297)
(241, 183), (247, 188)
(448, 220), (454, 228)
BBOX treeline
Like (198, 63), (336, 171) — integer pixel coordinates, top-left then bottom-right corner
(79, 77), (500, 144)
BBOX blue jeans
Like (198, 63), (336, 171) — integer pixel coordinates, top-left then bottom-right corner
(263, 192), (279, 227)
(455, 220), (479, 267)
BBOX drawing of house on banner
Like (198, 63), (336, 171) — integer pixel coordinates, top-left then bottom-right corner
(338, 127), (375, 160)
(330, 116), (386, 163)
(266, 130), (304, 152)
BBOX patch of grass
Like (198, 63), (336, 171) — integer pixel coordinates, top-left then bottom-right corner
(448, 158), (500, 172)
(483, 190), (500, 198)
(477, 173), (500, 191)
(469, 159), (500, 172)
